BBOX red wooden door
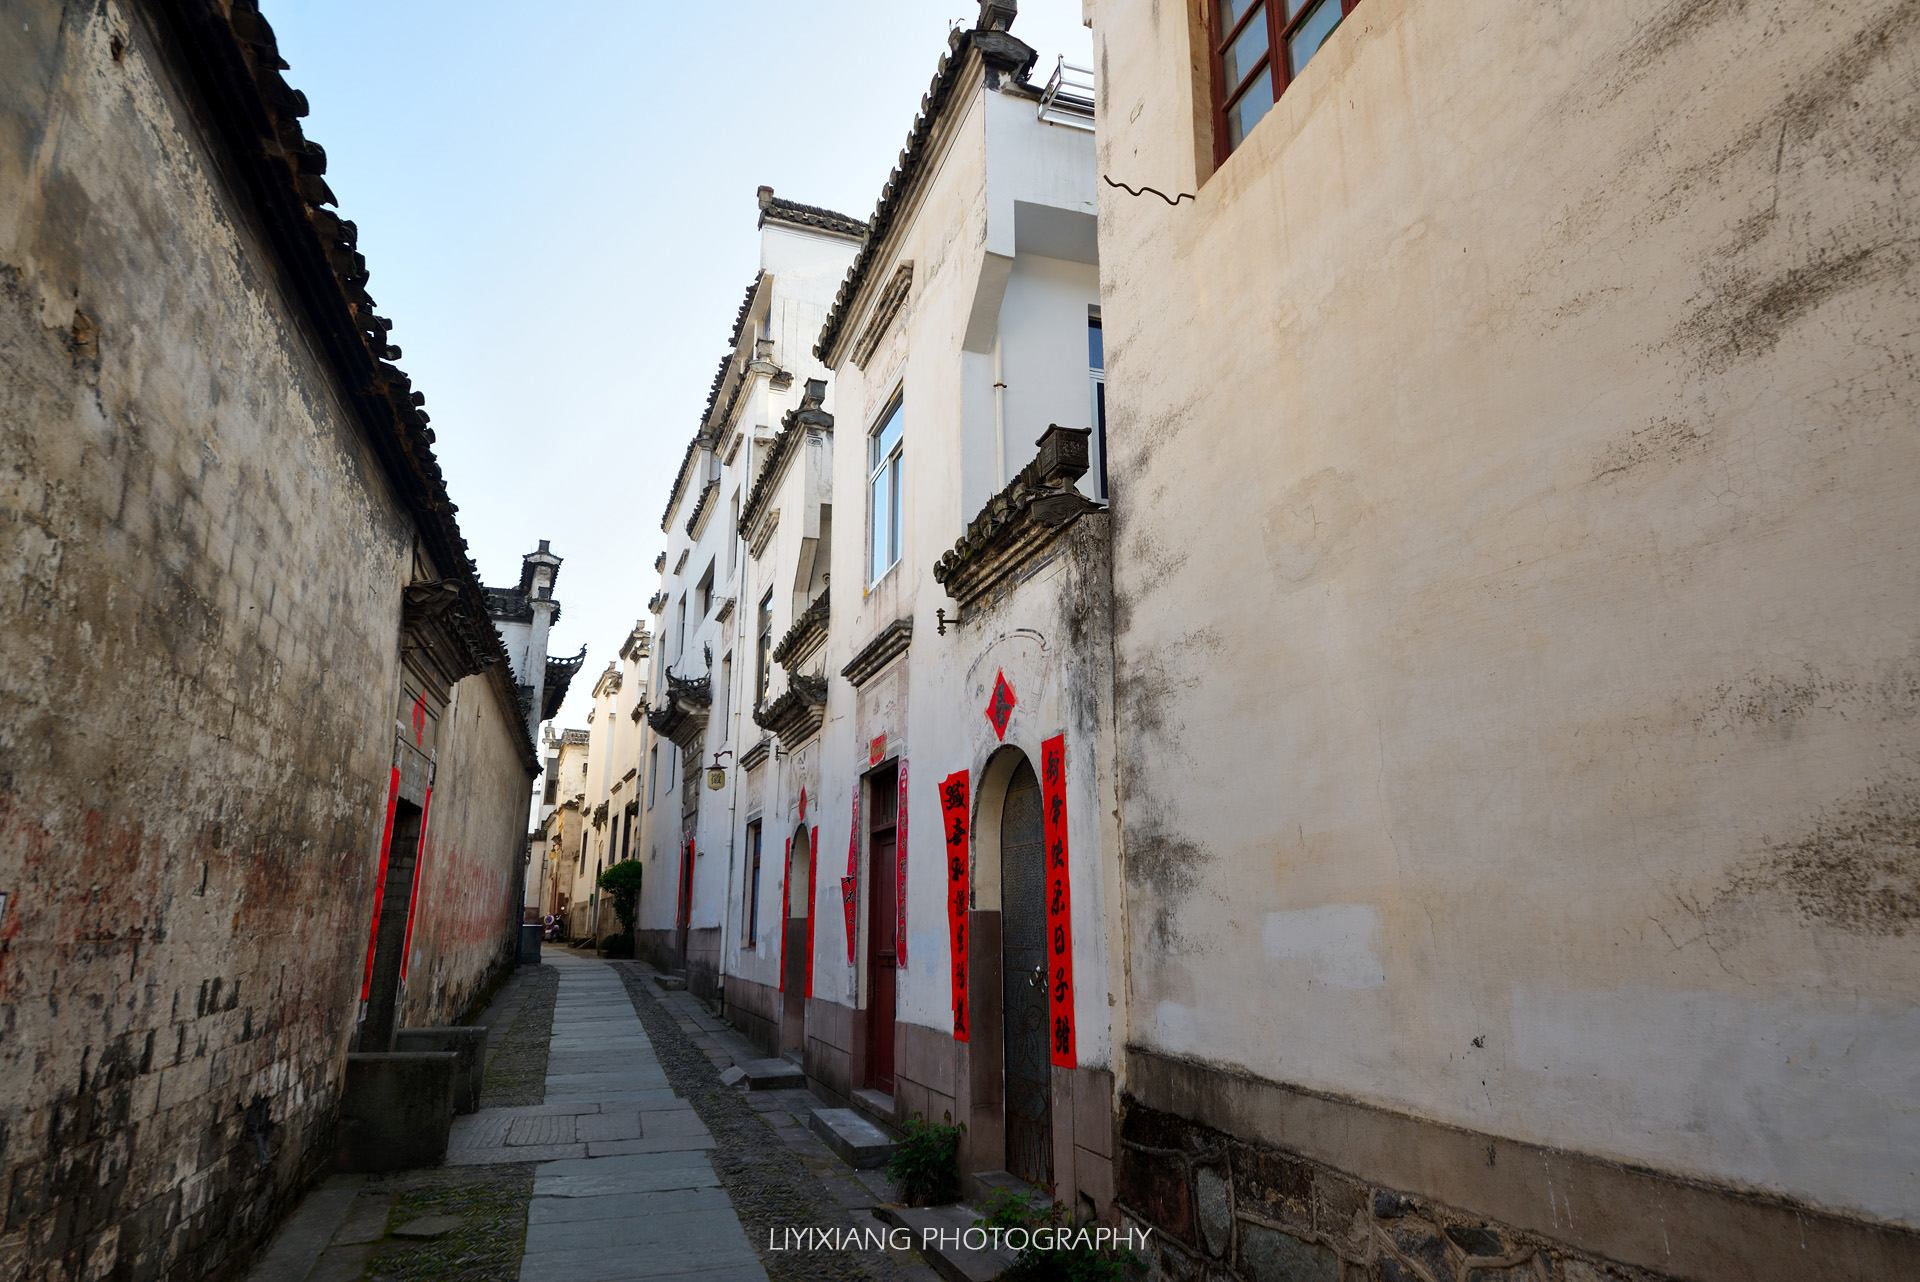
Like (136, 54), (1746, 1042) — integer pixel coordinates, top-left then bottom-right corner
(867, 828), (897, 1092)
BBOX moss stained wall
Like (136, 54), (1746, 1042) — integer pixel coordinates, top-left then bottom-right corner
(0, 3), (531, 1278)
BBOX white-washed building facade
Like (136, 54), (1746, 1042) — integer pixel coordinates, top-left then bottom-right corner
(721, 5), (1127, 1219)
(637, 192), (865, 998)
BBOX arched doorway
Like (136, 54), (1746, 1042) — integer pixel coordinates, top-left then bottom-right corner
(999, 758), (1052, 1188)
(780, 824), (811, 1058)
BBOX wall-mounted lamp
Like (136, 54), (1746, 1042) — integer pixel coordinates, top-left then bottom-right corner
(706, 749), (733, 791)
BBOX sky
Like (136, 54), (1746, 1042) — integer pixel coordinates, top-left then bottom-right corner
(266, 1), (1094, 736)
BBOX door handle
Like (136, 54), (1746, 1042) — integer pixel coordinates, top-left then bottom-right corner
(1028, 963), (1044, 989)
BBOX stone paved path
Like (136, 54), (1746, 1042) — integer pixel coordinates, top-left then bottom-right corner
(485, 950), (766, 1282)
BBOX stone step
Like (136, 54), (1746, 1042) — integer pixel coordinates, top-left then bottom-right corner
(850, 1086), (897, 1130)
(807, 1107), (899, 1169)
(736, 1058), (806, 1090)
(871, 1204), (1016, 1282)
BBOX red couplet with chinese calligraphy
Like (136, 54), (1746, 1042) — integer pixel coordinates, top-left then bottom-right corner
(778, 837), (792, 993)
(1040, 734), (1076, 1068)
(844, 782), (860, 967)
(939, 769), (971, 1041)
(804, 826), (818, 999)
(895, 758), (909, 968)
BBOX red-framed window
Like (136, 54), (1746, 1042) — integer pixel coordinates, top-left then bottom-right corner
(1210, 0), (1360, 160)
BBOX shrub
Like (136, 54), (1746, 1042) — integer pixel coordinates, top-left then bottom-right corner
(887, 1113), (963, 1206)
(597, 859), (644, 934)
(975, 1194), (1142, 1282)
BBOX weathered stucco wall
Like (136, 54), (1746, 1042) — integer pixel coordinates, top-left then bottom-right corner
(1091, 0), (1919, 1234)
(0, 3), (532, 1277)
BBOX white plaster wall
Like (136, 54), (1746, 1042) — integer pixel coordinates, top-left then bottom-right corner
(813, 69), (1120, 1068)
(1090, 0), (1920, 1227)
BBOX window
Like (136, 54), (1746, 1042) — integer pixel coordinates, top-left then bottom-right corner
(544, 777), (558, 806)
(1089, 308), (1108, 500)
(1211, 0), (1359, 158)
(756, 591), (773, 708)
(695, 562), (715, 621)
(718, 654), (732, 729)
(868, 395), (904, 583)
(647, 746), (658, 809)
(621, 805), (635, 861)
(745, 821), (763, 946)
(676, 595), (687, 661)
(728, 492), (740, 572)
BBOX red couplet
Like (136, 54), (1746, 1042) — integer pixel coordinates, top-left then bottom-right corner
(804, 826), (819, 999)
(1040, 734), (1076, 1068)
(895, 759), (909, 968)
(844, 783), (860, 966)
(360, 764), (403, 1001)
(778, 837), (792, 993)
(939, 769), (971, 1041)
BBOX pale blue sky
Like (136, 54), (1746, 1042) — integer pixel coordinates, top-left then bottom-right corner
(267, 1), (1094, 733)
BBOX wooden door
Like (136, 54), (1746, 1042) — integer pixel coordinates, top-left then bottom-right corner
(999, 759), (1052, 1187)
(866, 770), (899, 1092)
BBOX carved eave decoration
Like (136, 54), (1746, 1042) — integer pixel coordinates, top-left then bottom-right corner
(685, 479), (721, 538)
(646, 672), (713, 750)
(654, 552), (667, 574)
(741, 379), (833, 534)
(715, 596), (737, 624)
(753, 674), (827, 747)
(852, 264), (913, 369)
(543, 645), (588, 721)
(740, 737), (773, 771)
(933, 425), (1101, 611)
(592, 801), (609, 828)
(647, 591), (667, 616)
(401, 579), (496, 696)
(772, 589), (831, 670)
(841, 618), (913, 688)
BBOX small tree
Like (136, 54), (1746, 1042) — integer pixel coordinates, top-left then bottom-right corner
(597, 859), (644, 935)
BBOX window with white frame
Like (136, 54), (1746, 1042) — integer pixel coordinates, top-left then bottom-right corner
(868, 395), (904, 583)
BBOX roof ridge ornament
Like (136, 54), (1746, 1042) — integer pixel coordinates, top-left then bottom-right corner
(978, 0), (1017, 32)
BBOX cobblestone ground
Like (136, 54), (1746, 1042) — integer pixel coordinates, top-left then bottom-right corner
(359, 1164), (538, 1282)
(478, 963), (559, 1109)
(612, 963), (919, 1282)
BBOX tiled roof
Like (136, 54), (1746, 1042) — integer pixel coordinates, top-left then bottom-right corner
(660, 273), (764, 533)
(152, 0), (534, 768)
(757, 187), (867, 240)
(815, 19), (1037, 365)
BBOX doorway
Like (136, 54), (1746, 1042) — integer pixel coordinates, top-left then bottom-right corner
(999, 758), (1051, 1188)
(865, 767), (899, 1093)
(781, 825), (810, 1059)
(363, 799), (423, 1051)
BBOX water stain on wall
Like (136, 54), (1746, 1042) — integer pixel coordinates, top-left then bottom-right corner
(1724, 780), (1920, 936)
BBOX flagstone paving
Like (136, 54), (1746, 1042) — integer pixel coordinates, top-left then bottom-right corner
(508, 951), (762, 1282)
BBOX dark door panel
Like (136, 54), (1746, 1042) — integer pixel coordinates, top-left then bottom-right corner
(1000, 759), (1052, 1188)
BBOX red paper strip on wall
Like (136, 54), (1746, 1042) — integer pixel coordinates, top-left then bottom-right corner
(778, 837), (791, 993)
(1040, 734), (1076, 1068)
(939, 769), (971, 1042)
(895, 758), (909, 969)
(845, 781), (860, 967)
(804, 826), (818, 999)
(360, 762), (404, 1000)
